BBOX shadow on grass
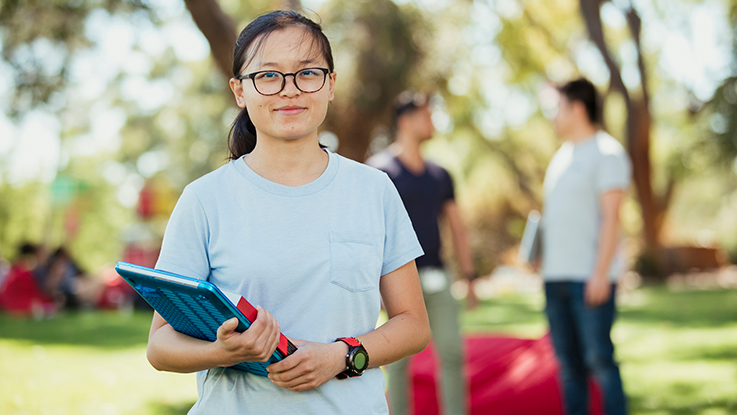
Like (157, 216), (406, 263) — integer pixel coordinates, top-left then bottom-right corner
(147, 400), (196, 415)
(618, 287), (737, 328)
(0, 309), (154, 349)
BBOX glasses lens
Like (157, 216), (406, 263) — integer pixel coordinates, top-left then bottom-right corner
(294, 69), (326, 93)
(253, 71), (284, 95)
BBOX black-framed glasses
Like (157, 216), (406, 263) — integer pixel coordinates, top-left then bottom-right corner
(235, 68), (331, 96)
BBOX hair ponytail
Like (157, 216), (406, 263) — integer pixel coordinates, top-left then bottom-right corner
(228, 107), (257, 160)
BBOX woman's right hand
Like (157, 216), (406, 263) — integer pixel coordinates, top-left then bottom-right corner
(214, 305), (282, 367)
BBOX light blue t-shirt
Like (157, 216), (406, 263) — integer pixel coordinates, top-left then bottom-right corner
(541, 131), (631, 281)
(155, 150), (423, 415)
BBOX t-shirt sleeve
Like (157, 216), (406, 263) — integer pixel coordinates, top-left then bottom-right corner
(380, 175), (424, 276)
(596, 152), (631, 194)
(155, 185), (211, 280)
(441, 167), (455, 203)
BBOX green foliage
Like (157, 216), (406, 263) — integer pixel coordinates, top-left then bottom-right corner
(0, 182), (50, 260)
(1, 0), (736, 273)
(0, 0), (152, 117)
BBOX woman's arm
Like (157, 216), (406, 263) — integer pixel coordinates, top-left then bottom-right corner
(363, 260), (431, 365)
(267, 261), (430, 391)
(146, 305), (283, 373)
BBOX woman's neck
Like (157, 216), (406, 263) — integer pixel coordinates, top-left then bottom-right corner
(245, 135), (328, 187)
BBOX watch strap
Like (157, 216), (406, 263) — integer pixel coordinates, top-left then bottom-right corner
(335, 337), (366, 379)
(336, 337), (362, 348)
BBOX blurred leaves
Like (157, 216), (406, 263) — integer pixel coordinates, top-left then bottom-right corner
(1, 0), (736, 272)
(0, 0), (152, 117)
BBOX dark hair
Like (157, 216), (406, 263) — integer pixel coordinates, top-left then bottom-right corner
(228, 10), (335, 160)
(18, 243), (37, 258)
(391, 90), (430, 137)
(558, 78), (601, 125)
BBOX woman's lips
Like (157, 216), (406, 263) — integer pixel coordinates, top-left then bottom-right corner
(275, 106), (306, 115)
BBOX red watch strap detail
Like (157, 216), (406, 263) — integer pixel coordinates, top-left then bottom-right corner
(336, 337), (361, 347)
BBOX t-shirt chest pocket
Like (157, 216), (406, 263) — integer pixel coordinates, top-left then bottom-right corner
(329, 231), (383, 292)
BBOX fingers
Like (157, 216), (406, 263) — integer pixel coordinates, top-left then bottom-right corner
(215, 306), (282, 363)
(248, 306), (281, 362)
(262, 319), (281, 362)
(216, 317), (239, 339)
(268, 355), (321, 391)
(584, 283), (608, 307)
(268, 341), (344, 392)
(584, 286), (598, 307)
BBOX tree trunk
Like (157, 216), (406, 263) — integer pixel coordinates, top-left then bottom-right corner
(182, 0), (237, 78)
(579, 0), (663, 251)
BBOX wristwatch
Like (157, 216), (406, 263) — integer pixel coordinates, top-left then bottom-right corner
(335, 337), (369, 379)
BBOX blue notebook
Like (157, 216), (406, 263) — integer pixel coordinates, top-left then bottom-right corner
(115, 261), (297, 376)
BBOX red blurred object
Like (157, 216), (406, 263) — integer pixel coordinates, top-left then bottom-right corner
(0, 264), (54, 316)
(122, 245), (159, 268)
(96, 266), (135, 309)
(96, 245), (160, 309)
(409, 334), (602, 415)
(137, 184), (155, 219)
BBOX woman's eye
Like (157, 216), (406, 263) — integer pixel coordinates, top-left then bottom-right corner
(257, 72), (280, 80)
(299, 69), (318, 77)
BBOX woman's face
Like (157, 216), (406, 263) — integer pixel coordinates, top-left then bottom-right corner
(229, 26), (335, 146)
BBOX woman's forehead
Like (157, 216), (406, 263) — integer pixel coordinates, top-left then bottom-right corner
(244, 27), (326, 70)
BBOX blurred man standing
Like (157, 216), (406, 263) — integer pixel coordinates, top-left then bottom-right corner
(542, 78), (630, 415)
(367, 91), (477, 415)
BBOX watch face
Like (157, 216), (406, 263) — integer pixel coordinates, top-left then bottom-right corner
(353, 350), (368, 371)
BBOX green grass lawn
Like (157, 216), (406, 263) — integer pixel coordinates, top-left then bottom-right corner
(1, 285), (736, 414)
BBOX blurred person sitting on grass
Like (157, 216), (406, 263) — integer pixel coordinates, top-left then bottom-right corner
(36, 247), (102, 310)
(0, 242), (55, 317)
(146, 10), (430, 415)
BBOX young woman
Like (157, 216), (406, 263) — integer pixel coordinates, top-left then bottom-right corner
(147, 10), (431, 414)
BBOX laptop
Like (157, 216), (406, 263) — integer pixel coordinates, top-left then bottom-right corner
(115, 261), (297, 376)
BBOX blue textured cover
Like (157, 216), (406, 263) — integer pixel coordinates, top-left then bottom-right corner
(114, 261), (296, 376)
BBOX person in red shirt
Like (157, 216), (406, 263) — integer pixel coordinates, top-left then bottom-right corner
(0, 243), (55, 317)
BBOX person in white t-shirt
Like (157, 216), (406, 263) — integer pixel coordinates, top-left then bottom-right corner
(541, 78), (630, 415)
(146, 11), (431, 414)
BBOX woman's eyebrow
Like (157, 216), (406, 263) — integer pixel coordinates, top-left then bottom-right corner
(256, 59), (320, 70)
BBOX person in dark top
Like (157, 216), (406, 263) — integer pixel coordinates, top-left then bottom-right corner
(367, 91), (478, 415)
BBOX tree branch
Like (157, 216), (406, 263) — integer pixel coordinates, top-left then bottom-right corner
(182, 0), (237, 78)
(579, 0), (629, 104)
(623, 4), (650, 105)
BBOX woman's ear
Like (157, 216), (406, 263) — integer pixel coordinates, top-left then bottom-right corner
(327, 72), (337, 102)
(229, 78), (247, 108)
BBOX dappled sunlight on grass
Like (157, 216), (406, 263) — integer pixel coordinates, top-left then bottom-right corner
(0, 285), (735, 414)
(461, 290), (547, 338)
(0, 310), (154, 349)
(461, 284), (737, 415)
(0, 310), (197, 415)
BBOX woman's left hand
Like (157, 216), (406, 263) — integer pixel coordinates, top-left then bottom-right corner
(266, 338), (348, 391)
